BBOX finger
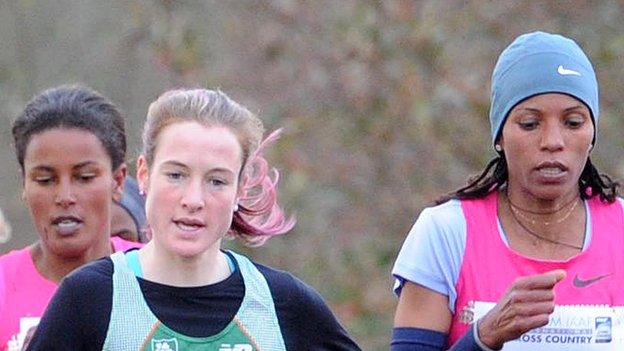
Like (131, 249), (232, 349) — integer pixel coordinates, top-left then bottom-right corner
(513, 301), (556, 317)
(498, 313), (552, 339)
(506, 289), (555, 304)
(497, 300), (555, 324)
(513, 270), (566, 290)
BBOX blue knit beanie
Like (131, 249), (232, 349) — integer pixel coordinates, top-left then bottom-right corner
(117, 177), (147, 242)
(490, 31), (599, 147)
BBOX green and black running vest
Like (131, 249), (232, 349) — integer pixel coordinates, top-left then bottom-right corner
(102, 251), (286, 351)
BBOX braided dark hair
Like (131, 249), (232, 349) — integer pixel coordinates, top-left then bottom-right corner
(436, 155), (619, 205)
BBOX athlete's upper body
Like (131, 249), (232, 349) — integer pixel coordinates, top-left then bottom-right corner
(0, 85), (140, 351)
(391, 31), (622, 351)
(27, 88), (361, 350)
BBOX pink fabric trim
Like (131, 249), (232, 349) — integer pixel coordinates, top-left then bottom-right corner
(111, 236), (143, 252)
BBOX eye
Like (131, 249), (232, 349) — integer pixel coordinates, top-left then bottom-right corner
(76, 173), (97, 182)
(564, 115), (586, 129)
(34, 175), (54, 185)
(166, 171), (185, 181)
(208, 178), (227, 187)
(517, 119), (538, 130)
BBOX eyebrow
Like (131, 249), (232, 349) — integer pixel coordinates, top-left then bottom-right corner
(563, 105), (587, 113)
(520, 104), (587, 114)
(29, 161), (100, 173)
(72, 161), (100, 170)
(160, 160), (235, 174)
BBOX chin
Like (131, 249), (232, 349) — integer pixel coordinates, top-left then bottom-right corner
(531, 184), (577, 201)
(167, 242), (213, 259)
(49, 240), (93, 258)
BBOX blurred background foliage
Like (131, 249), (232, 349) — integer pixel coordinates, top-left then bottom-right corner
(1, 1), (624, 349)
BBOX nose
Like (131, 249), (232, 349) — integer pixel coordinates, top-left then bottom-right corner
(181, 179), (205, 213)
(54, 177), (76, 208)
(539, 122), (565, 152)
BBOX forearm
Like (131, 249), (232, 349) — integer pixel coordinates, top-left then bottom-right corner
(391, 323), (500, 351)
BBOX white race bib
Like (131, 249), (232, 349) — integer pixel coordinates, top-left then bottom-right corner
(473, 302), (624, 350)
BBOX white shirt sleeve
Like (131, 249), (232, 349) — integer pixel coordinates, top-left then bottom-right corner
(392, 199), (467, 313)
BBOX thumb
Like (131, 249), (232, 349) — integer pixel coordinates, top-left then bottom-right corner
(543, 269), (567, 284)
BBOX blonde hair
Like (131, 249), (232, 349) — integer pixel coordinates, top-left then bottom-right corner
(143, 89), (262, 169)
(142, 89), (294, 245)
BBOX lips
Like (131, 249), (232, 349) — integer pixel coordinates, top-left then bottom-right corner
(173, 217), (206, 232)
(535, 161), (568, 181)
(51, 215), (83, 236)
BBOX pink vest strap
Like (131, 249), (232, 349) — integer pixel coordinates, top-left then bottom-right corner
(448, 192), (624, 344)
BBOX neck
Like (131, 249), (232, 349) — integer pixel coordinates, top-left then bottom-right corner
(31, 238), (112, 283)
(139, 240), (230, 287)
(499, 190), (586, 259)
(505, 185), (580, 214)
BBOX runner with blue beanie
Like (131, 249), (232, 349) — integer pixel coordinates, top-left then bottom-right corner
(391, 31), (622, 351)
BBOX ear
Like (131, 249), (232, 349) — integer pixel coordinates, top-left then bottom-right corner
(137, 155), (150, 196)
(112, 163), (128, 202)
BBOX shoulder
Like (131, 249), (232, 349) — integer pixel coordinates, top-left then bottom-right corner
(254, 262), (318, 303)
(253, 262), (361, 350)
(61, 256), (113, 291)
(0, 246), (31, 267)
(392, 200), (467, 308)
(0, 246), (34, 284)
(396, 199), (467, 262)
(414, 199), (467, 235)
(24, 258), (113, 350)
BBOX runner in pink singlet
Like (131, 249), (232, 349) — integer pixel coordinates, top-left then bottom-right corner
(392, 32), (624, 351)
(0, 85), (142, 351)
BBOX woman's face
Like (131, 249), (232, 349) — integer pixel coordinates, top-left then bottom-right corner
(137, 121), (243, 258)
(22, 128), (125, 258)
(499, 93), (594, 201)
(110, 203), (140, 242)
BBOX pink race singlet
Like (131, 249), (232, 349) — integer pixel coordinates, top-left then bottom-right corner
(449, 192), (624, 345)
(0, 238), (142, 350)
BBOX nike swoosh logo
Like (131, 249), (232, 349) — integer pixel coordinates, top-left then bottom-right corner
(558, 65), (581, 76)
(573, 273), (612, 288)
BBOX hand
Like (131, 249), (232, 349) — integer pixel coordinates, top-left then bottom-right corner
(477, 269), (566, 350)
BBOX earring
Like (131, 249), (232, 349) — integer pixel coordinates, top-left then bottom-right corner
(587, 144), (593, 153)
(233, 203), (239, 212)
(139, 189), (146, 196)
(495, 144), (503, 152)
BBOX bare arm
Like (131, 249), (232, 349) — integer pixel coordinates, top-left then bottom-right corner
(394, 281), (453, 332)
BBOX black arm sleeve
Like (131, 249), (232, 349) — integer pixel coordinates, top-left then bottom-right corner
(26, 259), (113, 351)
(391, 327), (447, 351)
(258, 265), (362, 350)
